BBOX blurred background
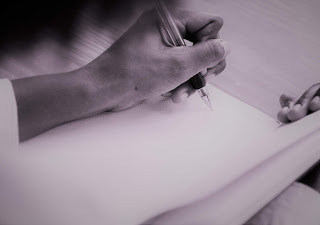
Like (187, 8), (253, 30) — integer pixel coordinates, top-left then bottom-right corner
(1, 0), (320, 118)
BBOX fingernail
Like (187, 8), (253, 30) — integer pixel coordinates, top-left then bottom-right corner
(180, 92), (189, 102)
(294, 104), (301, 110)
(200, 69), (207, 76)
(283, 106), (289, 112)
(216, 39), (230, 57)
(313, 96), (320, 102)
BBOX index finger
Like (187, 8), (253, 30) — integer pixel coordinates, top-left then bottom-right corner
(295, 83), (320, 106)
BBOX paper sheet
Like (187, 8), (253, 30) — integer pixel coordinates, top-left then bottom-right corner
(148, 110), (320, 225)
(7, 85), (280, 225)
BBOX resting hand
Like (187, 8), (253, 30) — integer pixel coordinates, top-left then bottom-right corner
(277, 83), (320, 123)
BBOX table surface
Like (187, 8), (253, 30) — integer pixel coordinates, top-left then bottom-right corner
(1, 0), (320, 118)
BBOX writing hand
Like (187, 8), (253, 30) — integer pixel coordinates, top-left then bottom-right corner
(12, 8), (230, 141)
(86, 8), (230, 110)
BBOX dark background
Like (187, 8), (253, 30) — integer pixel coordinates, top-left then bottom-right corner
(0, 0), (179, 48)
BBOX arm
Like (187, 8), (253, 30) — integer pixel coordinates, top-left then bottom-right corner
(11, 69), (110, 142)
(12, 8), (230, 142)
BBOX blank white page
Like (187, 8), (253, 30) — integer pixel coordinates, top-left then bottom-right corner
(147, 109), (320, 225)
(8, 85), (280, 225)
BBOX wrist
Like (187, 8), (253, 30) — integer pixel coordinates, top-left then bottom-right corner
(80, 53), (140, 112)
(67, 68), (113, 116)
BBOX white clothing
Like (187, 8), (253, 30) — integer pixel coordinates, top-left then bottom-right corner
(0, 79), (18, 150)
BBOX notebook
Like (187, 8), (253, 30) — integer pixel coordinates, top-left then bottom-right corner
(4, 85), (319, 225)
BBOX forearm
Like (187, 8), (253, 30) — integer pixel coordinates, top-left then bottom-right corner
(9, 8), (229, 142)
(11, 68), (110, 142)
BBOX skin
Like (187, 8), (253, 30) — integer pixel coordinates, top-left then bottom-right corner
(277, 83), (320, 123)
(11, 8), (230, 142)
(278, 83), (320, 193)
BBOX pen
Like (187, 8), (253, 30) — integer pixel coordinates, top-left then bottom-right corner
(155, 0), (213, 110)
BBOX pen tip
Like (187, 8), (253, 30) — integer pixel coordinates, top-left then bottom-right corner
(198, 87), (213, 110)
(202, 95), (213, 111)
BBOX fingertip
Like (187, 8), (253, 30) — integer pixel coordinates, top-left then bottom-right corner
(309, 96), (320, 112)
(277, 113), (289, 123)
(215, 39), (231, 58)
(171, 92), (190, 104)
(200, 69), (208, 76)
(212, 59), (227, 76)
(277, 107), (290, 123)
(170, 83), (196, 104)
(171, 93), (181, 104)
(215, 16), (224, 29)
(287, 104), (308, 122)
(279, 93), (294, 107)
(293, 104), (302, 110)
(279, 93), (287, 103)
(180, 92), (189, 102)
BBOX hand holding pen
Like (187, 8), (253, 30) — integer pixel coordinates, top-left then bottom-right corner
(92, 6), (230, 110)
(13, 6), (230, 140)
(155, 0), (230, 108)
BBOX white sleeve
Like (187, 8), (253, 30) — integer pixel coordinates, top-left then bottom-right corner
(0, 79), (19, 152)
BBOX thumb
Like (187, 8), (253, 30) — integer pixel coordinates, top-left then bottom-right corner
(182, 39), (230, 76)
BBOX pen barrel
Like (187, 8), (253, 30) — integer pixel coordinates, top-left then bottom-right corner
(155, 0), (206, 90)
(190, 74), (206, 89)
